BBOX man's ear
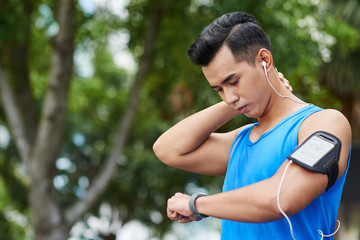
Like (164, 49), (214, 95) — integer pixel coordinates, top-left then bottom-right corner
(257, 48), (273, 70)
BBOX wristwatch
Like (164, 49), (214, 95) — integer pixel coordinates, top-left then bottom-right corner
(189, 193), (209, 220)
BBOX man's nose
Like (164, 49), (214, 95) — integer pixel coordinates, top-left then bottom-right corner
(223, 89), (239, 106)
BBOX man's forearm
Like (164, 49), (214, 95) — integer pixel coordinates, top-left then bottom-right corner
(153, 101), (238, 159)
(166, 177), (282, 224)
(195, 178), (282, 223)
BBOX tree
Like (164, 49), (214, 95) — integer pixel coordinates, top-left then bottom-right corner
(0, 0), (162, 239)
(0, 0), (358, 239)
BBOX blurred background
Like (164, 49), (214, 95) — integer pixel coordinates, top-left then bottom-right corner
(0, 0), (359, 239)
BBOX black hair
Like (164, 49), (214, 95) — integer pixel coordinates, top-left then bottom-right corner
(187, 12), (271, 66)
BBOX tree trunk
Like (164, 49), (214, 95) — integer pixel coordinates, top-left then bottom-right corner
(1, 0), (163, 239)
(0, 0), (37, 163)
(64, 5), (163, 225)
(28, 0), (75, 239)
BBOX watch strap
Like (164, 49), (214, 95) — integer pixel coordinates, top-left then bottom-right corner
(189, 193), (208, 220)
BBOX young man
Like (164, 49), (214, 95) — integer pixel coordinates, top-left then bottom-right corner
(153, 12), (351, 239)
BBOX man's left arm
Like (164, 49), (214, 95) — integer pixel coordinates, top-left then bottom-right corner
(167, 109), (351, 223)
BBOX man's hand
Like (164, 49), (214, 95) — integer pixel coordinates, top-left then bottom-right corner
(167, 193), (199, 223)
(277, 71), (293, 92)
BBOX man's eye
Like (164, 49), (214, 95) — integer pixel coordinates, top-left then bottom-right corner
(230, 79), (238, 85)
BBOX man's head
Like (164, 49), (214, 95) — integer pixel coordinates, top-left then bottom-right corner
(187, 12), (271, 66)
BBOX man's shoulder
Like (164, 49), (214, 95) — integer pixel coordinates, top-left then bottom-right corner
(304, 108), (348, 125)
(299, 108), (351, 141)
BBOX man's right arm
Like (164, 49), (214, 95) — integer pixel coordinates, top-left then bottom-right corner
(153, 101), (242, 176)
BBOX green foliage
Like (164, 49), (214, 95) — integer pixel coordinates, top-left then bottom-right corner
(0, 0), (358, 239)
(0, 0), (39, 46)
(0, 152), (30, 239)
(318, 0), (360, 98)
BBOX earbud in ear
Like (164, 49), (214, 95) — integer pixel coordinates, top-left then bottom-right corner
(261, 61), (267, 75)
(261, 61), (267, 68)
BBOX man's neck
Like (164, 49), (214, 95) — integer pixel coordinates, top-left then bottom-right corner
(258, 92), (307, 128)
(248, 97), (307, 143)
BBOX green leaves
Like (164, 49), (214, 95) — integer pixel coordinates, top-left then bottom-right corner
(0, 0), (359, 238)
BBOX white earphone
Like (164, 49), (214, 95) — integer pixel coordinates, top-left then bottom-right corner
(261, 60), (304, 105)
(262, 61), (267, 73)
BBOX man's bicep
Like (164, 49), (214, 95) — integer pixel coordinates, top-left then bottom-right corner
(298, 109), (351, 178)
(273, 159), (328, 216)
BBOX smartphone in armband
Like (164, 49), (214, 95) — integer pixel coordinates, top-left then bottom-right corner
(288, 131), (342, 191)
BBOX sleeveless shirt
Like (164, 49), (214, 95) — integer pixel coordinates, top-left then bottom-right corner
(221, 105), (350, 239)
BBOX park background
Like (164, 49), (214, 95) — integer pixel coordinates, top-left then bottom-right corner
(0, 0), (359, 239)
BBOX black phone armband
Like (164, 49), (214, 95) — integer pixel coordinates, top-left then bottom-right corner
(288, 131), (342, 191)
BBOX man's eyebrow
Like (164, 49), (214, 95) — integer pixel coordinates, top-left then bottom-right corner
(210, 74), (235, 89)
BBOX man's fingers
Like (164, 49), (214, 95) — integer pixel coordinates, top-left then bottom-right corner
(168, 209), (191, 222)
(167, 192), (193, 222)
(277, 71), (293, 92)
(284, 80), (293, 92)
(178, 217), (193, 223)
(168, 209), (180, 220)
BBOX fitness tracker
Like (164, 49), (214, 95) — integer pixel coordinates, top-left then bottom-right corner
(189, 193), (209, 220)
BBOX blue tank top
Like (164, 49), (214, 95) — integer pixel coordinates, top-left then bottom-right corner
(221, 105), (350, 240)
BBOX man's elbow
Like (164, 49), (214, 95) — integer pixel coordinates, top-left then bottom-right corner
(153, 139), (177, 166)
(153, 139), (165, 161)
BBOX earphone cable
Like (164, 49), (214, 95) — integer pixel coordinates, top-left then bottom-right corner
(277, 160), (297, 240)
(262, 63), (305, 105)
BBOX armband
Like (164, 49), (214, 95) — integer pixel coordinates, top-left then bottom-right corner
(189, 193), (208, 220)
(288, 131), (341, 191)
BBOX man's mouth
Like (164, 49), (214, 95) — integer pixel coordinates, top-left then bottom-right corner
(236, 105), (247, 114)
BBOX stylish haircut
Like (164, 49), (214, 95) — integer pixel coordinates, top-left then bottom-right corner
(187, 12), (272, 66)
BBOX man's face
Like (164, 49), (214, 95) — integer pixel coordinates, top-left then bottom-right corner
(202, 46), (272, 118)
